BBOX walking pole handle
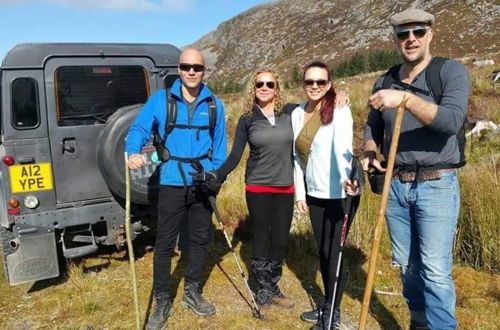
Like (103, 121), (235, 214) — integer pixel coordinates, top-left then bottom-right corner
(358, 102), (406, 329)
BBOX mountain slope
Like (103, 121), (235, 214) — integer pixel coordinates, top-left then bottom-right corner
(191, 0), (500, 82)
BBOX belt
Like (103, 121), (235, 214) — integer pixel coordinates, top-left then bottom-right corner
(394, 168), (456, 182)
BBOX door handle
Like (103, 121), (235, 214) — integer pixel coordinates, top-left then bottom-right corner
(62, 137), (76, 154)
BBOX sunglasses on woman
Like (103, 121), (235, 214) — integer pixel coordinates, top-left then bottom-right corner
(395, 26), (429, 40)
(303, 79), (328, 88)
(179, 63), (205, 72)
(255, 81), (276, 89)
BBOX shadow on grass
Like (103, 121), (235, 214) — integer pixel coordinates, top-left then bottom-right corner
(285, 229), (324, 309)
(342, 246), (401, 329)
(285, 231), (402, 329)
(200, 215), (257, 303)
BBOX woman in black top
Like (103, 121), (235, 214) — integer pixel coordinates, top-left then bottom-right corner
(216, 69), (296, 312)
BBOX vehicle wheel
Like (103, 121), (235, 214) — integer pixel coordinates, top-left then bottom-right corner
(0, 226), (15, 283)
(96, 104), (159, 205)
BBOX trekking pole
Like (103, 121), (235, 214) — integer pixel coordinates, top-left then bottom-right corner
(207, 196), (264, 320)
(327, 156), (361, 330)
(124, 152), (141, 330)
(358, 101), (406, 329)
(327, 211), (349, 330)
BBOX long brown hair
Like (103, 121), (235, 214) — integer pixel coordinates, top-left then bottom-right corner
(244, 69), (283, 116)
(303, 61), (336, 125)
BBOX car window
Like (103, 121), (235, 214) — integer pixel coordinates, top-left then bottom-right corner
(11, 78), (39, 129)
(54, 66), (149, 126)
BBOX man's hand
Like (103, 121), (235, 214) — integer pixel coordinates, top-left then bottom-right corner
(361, 150), (386, 173)
(127, 154), (147, 170)
(296, 200), (308, 214)
(191, 170), (222, 196)
(368, 90), (409, 111)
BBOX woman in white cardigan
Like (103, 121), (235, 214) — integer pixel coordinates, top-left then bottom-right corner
(292, 61), (358, 330)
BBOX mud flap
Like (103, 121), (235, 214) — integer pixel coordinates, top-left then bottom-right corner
(6, 231), (59, 285)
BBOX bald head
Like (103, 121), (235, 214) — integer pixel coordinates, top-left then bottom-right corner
(178, 47), (206, 97)
(179, 48), (205, 66)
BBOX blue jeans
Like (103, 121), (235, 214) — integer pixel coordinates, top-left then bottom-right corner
(386, 171), (459, 329)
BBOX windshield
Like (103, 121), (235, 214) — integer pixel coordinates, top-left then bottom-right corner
(55, 66), (149, 126)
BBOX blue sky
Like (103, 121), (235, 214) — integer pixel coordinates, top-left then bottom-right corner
(0, 0), (272, 60)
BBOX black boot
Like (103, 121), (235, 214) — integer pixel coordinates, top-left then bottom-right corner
(251, 258), (273, 306)
(310, 302), (341, 330)
(301, 304), (322, 323)
(269, 260), (294, 308)
(146, 294), (173, 330)
(181, 281), (216, 316)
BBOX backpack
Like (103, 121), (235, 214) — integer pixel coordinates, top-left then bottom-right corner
(153, 88), (217, 163)
(381, 56), (466, 168)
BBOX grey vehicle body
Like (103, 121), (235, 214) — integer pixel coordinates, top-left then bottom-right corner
(0, 43), (180, 285)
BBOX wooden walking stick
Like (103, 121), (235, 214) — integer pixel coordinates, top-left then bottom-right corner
(358, 100), (407, 329)
(124, 152), (141, 330)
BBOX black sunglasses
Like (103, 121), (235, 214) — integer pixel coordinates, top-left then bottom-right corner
(179, 63), (205, 72)
(303, 79), (328, 88)
(255, 81), (276, 89)
(395, 26), (428, 40)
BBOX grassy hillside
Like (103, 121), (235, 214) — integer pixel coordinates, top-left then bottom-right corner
(0, 63), (498, 329)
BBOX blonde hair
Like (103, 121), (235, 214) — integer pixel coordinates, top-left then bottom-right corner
(243, 69), (284, 116)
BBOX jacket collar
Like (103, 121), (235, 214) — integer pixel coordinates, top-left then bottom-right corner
(170, 78), (214, 105)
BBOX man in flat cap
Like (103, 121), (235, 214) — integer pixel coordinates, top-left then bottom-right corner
(362, 8), (469, 330)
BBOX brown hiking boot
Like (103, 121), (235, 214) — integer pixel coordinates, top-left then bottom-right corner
(271, 292), (295, 309)
(257, 302), (271, 316)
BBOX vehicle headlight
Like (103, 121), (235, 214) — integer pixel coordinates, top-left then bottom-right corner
(24, 195), (39, 209)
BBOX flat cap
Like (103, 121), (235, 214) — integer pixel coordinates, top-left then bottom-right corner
(390, 8), (435, 27)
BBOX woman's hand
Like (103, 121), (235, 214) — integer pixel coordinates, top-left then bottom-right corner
(343, 179), (360, 196)
(296, 200), (309, 214)
(335, 90), (350, 108)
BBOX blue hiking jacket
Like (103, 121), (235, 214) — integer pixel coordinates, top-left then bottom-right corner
(125, 79), (227, 186)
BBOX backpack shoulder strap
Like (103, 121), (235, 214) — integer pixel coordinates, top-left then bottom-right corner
(164, 89), (177, 137)
(208, 96), (217, 140)
(425, 56), (448, 103)
(381, 64), (402, 90)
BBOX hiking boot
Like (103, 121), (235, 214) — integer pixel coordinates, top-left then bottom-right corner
(257, 302), (271, 315)
(181, 282), (216, 316)
(301, 308), (321, 323)
(310, 303), (341, 330)
(271, 291), (295, 309)
(145, 294), (173, 330)
(251, 258), (274, 305)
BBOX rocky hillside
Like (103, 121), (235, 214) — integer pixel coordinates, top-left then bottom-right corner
(190, 0), (500, 82)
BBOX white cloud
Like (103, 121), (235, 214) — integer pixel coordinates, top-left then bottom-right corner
(0, 0), (196, 12)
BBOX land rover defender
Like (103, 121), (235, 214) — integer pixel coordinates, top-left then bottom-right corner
(0, 43), (180, 285)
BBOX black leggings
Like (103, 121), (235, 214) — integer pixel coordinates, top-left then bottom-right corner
(245, 191), (294, 263)
(307, 195), (350, 309)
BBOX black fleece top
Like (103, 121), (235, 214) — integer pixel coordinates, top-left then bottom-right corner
(217, 105), (295, 186)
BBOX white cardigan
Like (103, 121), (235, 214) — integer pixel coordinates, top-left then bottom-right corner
(292, 103), (353, 201)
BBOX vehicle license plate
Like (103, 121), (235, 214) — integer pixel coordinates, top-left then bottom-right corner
(9, 163), (54, 193)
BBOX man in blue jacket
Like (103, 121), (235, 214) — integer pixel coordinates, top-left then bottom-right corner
(126, 48), (227, 329)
